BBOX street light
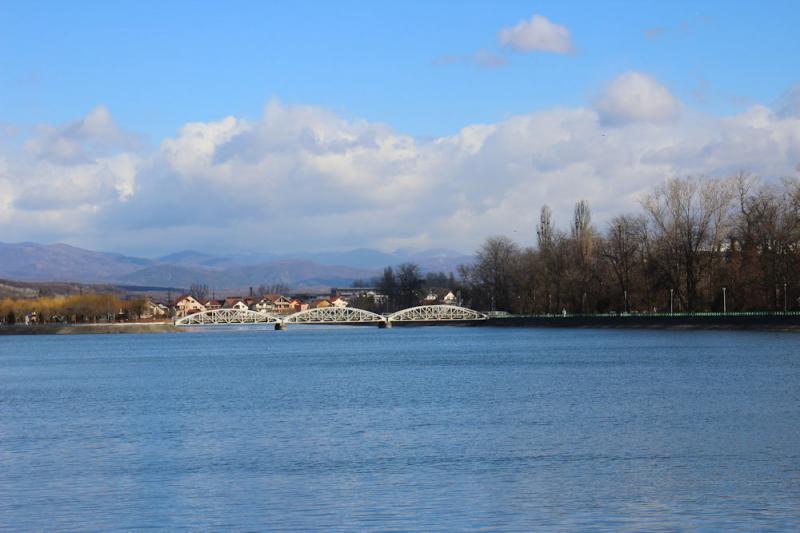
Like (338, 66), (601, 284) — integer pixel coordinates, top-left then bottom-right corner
(723, 287), (726, 314)
(624, 289), (628, 314)
(670, 288), (674, 314)
(784, 282), (788, 313)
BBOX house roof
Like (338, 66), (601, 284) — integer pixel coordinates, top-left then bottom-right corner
(261, 294), (291, 303)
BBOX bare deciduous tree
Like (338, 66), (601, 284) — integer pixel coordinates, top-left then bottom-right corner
(642, 176), (735, 311)
(189, 283), (209, 301)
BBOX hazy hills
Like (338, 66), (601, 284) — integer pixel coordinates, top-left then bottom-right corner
(0, 241), (471, 290)
(0, 242), (151, 282)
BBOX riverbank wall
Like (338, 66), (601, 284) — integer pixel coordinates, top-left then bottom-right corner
(2, 315), (799, 334)
(487, 313), (800, 331)
(0, 322), (181, 335)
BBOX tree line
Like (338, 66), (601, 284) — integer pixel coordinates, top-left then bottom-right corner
(457, 175), (800, 314)
(0, 294), (148, 324)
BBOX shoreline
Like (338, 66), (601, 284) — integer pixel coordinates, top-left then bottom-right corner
(2, 316), (799, 334)
(486, 315), (800, 332)
(0, 323), (181, 335)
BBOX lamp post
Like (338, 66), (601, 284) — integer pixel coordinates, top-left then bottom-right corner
(723, 287), (727, 314)
(624, 289), (628, 314)
(784, 282), (788, 313)
(670, 288), (674, 315)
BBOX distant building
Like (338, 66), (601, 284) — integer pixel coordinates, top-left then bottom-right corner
(257, 294), (294, 314)
(330, 287), (377, 299)
(315, 298), (333, 309)
(142, 300), (169, 319)
(203, 299), (223, 310)
(421, 289), (458, 306)
(174, 295), (206, 317)
(254, 297), (275, 313)
(331, 287), (387, 307)
(328, 296), (349, 308)
(223, 297), (244, 309)
(289, 299), (308, 313)
(312, 296), (349, 309)
(222, 297), (249, 311)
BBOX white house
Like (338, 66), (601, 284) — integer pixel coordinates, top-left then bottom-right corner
(328, 296), (349, 308)
(141, 300), (169, 319)
(254, 298), (275, 313)
(174, 295), (206, 318)
(422, 289), (458, 306)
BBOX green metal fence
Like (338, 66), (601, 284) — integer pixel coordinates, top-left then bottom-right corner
(494, 311), (800, 319)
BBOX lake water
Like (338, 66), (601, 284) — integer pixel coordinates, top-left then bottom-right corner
(1, 326), (799, 531)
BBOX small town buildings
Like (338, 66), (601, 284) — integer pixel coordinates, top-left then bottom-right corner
(254, 297), (275, 313)
(263, 294), (294, 314)
(330, 287), (377, 299)
(422, 289), (458, 306)
(328, 296), (349, 308)
(289, 299), (308, 313)
(174, 295), (206, 317)
(222, 297), (249, 311)
(313, 295), (350, 309)
(223, 297), (244, 309)
(331, 287), (387, 307)
(203, 299), (223, 310)
(314, 298), (333, 309)
(141, 300), (169, 319)
(253, 295), (306, 314)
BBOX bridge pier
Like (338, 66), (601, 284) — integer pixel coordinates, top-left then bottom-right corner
(275, 322), (286, 331)
(378, 321), (392, 328)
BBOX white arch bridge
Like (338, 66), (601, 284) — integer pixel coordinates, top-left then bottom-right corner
(174, 304), (487, 328)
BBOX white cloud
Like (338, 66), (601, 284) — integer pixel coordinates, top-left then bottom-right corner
(24, 105), (141, 165)
(2, 78), (800, 255)
(498, 15), (573, 54)
(595, 72), (681, 124)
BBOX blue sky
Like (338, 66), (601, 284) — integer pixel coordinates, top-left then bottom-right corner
(3, 0), (797, 140)
(0, 1), (799, 255)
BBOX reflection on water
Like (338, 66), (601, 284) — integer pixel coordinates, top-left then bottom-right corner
(1, 327), (799, 531)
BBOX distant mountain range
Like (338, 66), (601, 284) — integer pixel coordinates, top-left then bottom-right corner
(0, 241), (471, 290)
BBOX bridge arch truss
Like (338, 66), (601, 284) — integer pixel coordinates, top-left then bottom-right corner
(175, 308), (282, 326)
(283, 306), (387, 324)
(388, 304), (488, 323)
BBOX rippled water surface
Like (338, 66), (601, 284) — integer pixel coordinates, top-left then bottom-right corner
(2, 326), (800, 531)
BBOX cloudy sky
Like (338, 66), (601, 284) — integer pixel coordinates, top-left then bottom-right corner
(1, 0), (799, 256)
